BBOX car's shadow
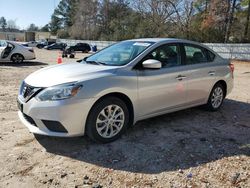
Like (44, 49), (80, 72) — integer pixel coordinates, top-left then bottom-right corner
(0, 61), (48, 66)
(35, 99), (250, 174)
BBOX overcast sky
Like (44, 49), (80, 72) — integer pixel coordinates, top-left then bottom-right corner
(0, 0), (60, 29)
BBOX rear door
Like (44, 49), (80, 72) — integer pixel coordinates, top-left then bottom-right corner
(182, 44), (216, 105)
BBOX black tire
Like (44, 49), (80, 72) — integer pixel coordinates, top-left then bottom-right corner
(206, 83), (225, 111)
(86, 97), (129, 143)
(11, 54), (24, 63)
(37, 44), (43, 49)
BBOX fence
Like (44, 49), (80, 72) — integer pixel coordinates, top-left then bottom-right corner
(204, 43), (250, 60)
(57, 39), (250, 60)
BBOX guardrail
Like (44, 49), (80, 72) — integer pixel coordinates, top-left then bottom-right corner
(57, 39), (250, 60)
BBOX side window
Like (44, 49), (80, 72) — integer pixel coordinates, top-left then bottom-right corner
(206, 50), (216, 62)
(184, 45), (208, 64)
(145, 44), (181, 68)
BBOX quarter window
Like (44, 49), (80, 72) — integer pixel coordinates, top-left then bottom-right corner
(184, 45), (208, 64)
(144, 44), (181, 68)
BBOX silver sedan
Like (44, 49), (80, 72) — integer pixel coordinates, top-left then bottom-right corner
(17, 38), (234, 143)
(0, 40), (36, 63)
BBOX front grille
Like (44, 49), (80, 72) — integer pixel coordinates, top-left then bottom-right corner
(23, 113), (37, 127)
(20, 81), (42, 102)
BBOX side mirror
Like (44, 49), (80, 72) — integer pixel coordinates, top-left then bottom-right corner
(142, 59), (162, 69)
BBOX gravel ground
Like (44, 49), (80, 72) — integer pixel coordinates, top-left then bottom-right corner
(0, 49), (249, 188)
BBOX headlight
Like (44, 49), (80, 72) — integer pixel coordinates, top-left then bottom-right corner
(36, 83), (82, 101)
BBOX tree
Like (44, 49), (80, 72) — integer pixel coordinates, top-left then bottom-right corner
(99, 0), (138, 40)
(243, 0), (250, 41)
(40, 24), (50, 32)
(70, 0), (100, 39)
(134, 0), (179, 37)
(27, 23), (39, 31)
(224, 0), (238, 42)
(49, 14), (62, 35)
(50, 0), (78, 36)
(53, 0), (78, 28)
(0, 17), (7, 31)
(6, 19), (19, 31)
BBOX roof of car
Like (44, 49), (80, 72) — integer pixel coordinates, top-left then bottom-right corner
(127, 38), (177, 42)
(127, 38), (213, 51)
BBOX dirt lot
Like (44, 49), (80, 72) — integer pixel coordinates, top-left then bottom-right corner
(0, 49), (249, 188)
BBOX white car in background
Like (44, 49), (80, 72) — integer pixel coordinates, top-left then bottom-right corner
(0, 40), (36, 63)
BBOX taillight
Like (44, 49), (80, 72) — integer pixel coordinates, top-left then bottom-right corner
(229, 63), (234, 78)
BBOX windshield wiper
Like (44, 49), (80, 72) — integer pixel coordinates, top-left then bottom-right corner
(85, 60), (107, 66)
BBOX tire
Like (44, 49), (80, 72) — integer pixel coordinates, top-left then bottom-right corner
(86, 97), (130, 143)
(37, 45), (43, 49)
(206, 83), (225, 111)
(11, 54), (24, 63)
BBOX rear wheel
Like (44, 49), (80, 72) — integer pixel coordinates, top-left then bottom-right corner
(11, 54), (24, 63)
(86, 97), (129, 143)
(206, 83), (225, 111)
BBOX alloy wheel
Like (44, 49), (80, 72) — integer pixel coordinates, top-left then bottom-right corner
(211, 87), (223, 108)
(96, 104), (125, 138)
(12, 54), (23, 63)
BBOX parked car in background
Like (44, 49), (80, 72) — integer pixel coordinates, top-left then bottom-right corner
(44, 43), (67, 50)
(66, 43), (91, 53)
(22, 41), (38, 47)
(17, 38), (233, 143)
(37, 41), (56, 49)
(0, 40), (35, 63)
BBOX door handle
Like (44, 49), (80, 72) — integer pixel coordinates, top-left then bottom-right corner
(208, 71), (215, 76)
(176, 75), (187, 81)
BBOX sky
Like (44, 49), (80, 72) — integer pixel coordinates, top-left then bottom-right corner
(0, 0), (60, 29)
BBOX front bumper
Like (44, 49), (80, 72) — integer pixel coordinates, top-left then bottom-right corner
(17, 96), (96, 137)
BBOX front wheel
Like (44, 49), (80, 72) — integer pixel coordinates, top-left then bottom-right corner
(86, 97), (129, 143)
(11, 54), (24, 63)
(206, 83), (225, 111)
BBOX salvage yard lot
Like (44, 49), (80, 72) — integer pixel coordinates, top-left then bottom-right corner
(0, 49), (249, 187)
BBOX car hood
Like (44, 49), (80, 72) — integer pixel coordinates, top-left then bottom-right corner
(25, 62), (118, 87)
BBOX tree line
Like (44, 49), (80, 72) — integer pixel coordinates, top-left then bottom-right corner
(48, 0), (250, 43)
(0, 16), (50, 32)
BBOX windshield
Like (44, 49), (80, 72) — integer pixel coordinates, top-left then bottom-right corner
(85, 41), (154, 66)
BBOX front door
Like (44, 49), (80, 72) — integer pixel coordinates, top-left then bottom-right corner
(136, 43), (188, 118)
